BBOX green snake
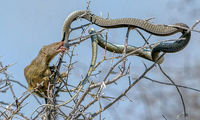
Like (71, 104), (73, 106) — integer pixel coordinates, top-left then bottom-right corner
(93, 30), (164, 64)
(58, 10), (191, 105)
(151, 23), (191, 60)
(54, 28), (98, 106)
(62, 10), (190, 56)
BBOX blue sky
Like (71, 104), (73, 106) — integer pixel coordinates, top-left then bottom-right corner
(0, 0), (200, 119)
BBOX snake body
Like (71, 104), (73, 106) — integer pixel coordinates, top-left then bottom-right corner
(58, 10), (191, 105)
(95, 32), (164, 64)
(56, 28), (98, 106)
(151, 23), (191, 60)
(62, 11), (189, 50)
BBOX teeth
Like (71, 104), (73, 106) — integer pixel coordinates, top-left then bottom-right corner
(57, 46), (66, 53)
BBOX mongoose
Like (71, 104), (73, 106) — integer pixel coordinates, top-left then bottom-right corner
(24, 41), (66, 97)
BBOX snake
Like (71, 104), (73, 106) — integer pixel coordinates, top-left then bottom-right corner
(62, 10), (190, 55)
(53, 28), (98, 106)
(151, 23), (191, 60)
(57, 10), (191, 105)
(92, 30), (164, 64)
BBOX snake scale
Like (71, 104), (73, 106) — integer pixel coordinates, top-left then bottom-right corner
(151, 23), (191, 60)
(62, 10), (191, 60)
(57, 10), (191, 105)
(53, 28), (98, 107)
(93, 30), (164, 64)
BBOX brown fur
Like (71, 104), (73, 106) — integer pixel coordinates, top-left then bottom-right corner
(24, 41), (66, 97)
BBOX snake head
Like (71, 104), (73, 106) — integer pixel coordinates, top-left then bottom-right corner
(40, 41), (66, 63)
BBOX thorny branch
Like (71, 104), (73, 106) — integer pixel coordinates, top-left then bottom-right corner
(158, 65), (187, 119)
(1, 7), (200, 119)
(143, 76), (200, 92)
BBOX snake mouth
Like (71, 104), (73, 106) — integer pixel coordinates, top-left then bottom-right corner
(56, 42), (66, 53)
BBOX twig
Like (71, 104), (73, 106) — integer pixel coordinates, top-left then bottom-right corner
(135, 28), (150, 45)
(144, 76), (200, 92)
(162, 114), (168, 120)
(158, 65), (187, 119)
(191, 19), (200, 30)
(0, 62), (18, 108)
(90, 54), (165, 118)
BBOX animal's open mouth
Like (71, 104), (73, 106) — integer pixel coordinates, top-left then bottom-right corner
(56, 42), (66, 53)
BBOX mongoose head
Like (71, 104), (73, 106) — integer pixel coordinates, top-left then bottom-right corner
(40, 41), (66, 63)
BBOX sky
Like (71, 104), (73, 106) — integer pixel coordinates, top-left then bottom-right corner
(0, 0), (200, 119)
